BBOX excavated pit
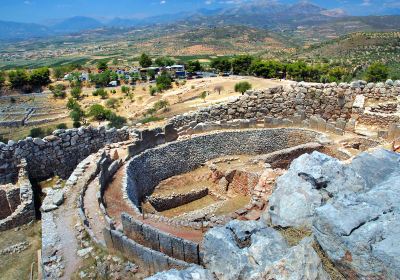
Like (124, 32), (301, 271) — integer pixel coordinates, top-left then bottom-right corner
(124, 128), (328, 228)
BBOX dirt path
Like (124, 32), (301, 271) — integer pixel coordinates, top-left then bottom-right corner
(104, 165), (204, 243)
(83, 178), (107, 243)
(52, 155), (98, 280)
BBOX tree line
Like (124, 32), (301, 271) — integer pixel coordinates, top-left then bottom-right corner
(209, 55), (391, 83)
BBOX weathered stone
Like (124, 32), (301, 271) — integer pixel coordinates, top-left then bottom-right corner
(146, 265), (214, 280)
(265, 151), (366, 228)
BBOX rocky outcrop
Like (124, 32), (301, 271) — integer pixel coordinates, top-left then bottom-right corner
(263, 148), (400, 279)
(201, 220), (329, 280)
(264, 151), (366, 228)
(146, 265), (214, 280)
(313, 149), (400, 279)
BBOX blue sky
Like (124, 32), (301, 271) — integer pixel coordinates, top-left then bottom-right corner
(0, 0), (399, 23)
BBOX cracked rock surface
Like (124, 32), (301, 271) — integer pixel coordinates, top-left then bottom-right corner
(146, 265), (214, 280)
(201, 220), (329, 280)
(264, 151), (367, 228)
(313, 149), (400, 279)
(264, 148), (400, 279)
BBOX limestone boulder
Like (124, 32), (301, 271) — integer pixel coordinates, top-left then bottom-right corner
(313, 150), (400, 279)
(146, 265), (214, 280)
(202, 220), (328, 280)
(265, 151), (366, 228)
(250, 237), (330, 280)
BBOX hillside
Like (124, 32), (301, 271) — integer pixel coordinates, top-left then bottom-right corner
(297, 32), (400, 63)
(0, 25), (291, 69)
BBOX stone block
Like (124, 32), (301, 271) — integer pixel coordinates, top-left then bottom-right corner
(103, 228), (114, 250)
(164, 124), (178, 142)
(183, 240), (200, 264)
(110, 230), (125, 253)
(151, 250), (169, 272)
(0, 189), (12, 220)
(388, 124), (400, 141)
(142, 224), (160, 251)
(345, 118), (356, 132)
(121, 213), (144, 243)
(167, 257), (190, 270)
(378, 130), (388, 139)
(171, 236), (185, 261)
(158, 232), (173, 256)
(335, 119), (347, 130)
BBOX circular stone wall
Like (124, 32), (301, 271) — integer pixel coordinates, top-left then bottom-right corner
(124, 128), (323, 210)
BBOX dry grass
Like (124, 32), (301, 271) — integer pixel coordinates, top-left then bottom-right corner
(0, 221), (41, 280)
(313, 242), (347, 280)
(274, 226), (346, 280)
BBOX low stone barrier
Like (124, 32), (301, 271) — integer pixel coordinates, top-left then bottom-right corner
(104, 228), (189, 276)
(253, 142), (324, 168)
(148, 188), (209, 212)
(121, 213), (200, 264)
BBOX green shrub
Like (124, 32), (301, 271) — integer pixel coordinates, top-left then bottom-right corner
(234, 81), (252, 94)
(56, 123), (68, 130)
(365, 63), (389, 82)
(156, 72), (172, 91)
(106, 98), (119, 109)
(139, 116), (163, 124)
(29, 127), (45, 138)
(107, 113), (127, 129)
(93, 88), (108, 99)
(70, 87), (82, 99)
(73, 121), (81, 128)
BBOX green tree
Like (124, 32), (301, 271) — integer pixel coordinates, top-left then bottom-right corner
(286, 61), (309, 81)
(90, 70), (115, 87)
(51, 84), (66, 98)
(97, 60), (108, 71)
(249, 60), (284, 78)
(8, 69), (29, 89)
(232, 55), (254, 75)
(88, 104), (109, 120)
(0, 71), (5, 88)
(67, 97), (80, 110)
(210, 57), (231, 73)
(29, 67), (51, 89)
(156, 72), (172, 91)
(234, 81), (252, 95)
(139, 53), (152, 68)
(52, 66), (68, 80)
(155, 57), (175, 67)
(186, 60), (202, 73)
(70, 87), (82, 99)
(365, 63), (389, 82)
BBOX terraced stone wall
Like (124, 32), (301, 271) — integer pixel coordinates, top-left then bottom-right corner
(0, 126), (132, 184)
(170, 81), (400, 128)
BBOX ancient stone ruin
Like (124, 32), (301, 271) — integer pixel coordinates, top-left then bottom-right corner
(1, 80), (400, 279)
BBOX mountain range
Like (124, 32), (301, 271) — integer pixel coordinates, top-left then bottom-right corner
(0, 1), (398, 41)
